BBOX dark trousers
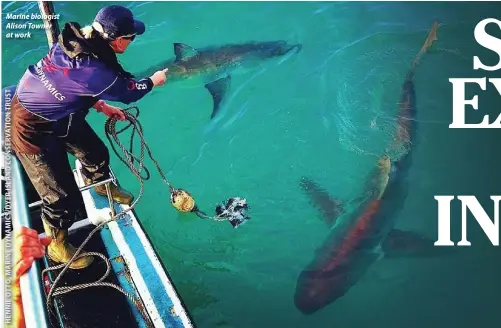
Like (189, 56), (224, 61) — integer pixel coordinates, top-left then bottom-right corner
(14, 109), (110, 230)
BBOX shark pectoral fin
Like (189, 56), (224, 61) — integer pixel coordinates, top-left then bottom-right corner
(299, 176), (344, 227)
(174, 43), (199, 61)
(205, 75), (231, 119)
(381, 229), (452, 259)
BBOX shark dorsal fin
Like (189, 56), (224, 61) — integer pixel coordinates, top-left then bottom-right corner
(174, 43), (199, 61)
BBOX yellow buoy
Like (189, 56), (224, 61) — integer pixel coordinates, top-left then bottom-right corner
(170, 189), (196, 212)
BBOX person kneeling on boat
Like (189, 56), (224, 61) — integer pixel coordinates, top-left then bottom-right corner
(10, 5), (168, 270)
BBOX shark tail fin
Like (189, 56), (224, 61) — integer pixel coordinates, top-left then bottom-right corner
(411, 21), (440, 71)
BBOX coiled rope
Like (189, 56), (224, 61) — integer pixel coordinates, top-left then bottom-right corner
(42, 106), (162, 327)
(42, 105), (235, 326)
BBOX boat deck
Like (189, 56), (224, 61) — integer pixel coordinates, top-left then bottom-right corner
(10, 159), (195, 328)
(41, 223), (140, 328)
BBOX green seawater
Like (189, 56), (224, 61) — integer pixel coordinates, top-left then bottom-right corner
(3, 2), (501, 328)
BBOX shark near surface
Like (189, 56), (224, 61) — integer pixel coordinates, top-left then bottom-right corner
(294, 21), (443, 315)
(134, 40), (302, 120)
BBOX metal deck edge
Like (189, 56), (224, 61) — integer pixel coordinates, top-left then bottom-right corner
(128, 209), (196, 328)
(73, 162), (166, 328)
(70, 169), (148, 328)
(73, 160), (194, 328)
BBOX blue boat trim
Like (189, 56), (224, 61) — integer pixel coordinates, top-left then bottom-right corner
(11, 156), (51, 328)
(74, 160), (195, 328)
(98, 225), (151, 328)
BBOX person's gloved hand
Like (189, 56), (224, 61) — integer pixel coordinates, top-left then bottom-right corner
(93, 100), (126, 121)
(149, 68), (168, 86)
(13, 227), (52, 328)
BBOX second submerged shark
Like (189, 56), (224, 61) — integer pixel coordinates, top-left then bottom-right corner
(134, 40), (302, 120)
(294, 21), (442, 315)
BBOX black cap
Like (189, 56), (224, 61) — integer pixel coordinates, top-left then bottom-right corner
(93, 5), (145, 39)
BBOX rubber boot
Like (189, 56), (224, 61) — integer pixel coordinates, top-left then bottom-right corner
(42, 219), (94, 269)
(83, 177), (134, 205)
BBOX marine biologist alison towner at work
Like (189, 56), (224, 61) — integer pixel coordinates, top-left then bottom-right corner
(10, 5), (169, 270)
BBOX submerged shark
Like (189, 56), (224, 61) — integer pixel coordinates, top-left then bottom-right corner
(135, 40), (302, 120)
(294, 21), (441, 315)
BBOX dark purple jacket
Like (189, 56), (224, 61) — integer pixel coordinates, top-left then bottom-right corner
(16, 42), (153, 121)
